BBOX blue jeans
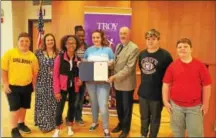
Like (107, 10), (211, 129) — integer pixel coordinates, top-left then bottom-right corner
(170, 101), (203, 137)
(86, 83), (110, 129)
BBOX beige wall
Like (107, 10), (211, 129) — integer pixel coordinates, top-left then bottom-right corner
(11, 1), (52, 46)
(1, 1), (14, 56)
(24, 1), (52, 31)
(12, 1), (25, 47)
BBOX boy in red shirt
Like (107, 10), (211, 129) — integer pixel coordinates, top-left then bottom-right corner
(162, 38), (211, 137)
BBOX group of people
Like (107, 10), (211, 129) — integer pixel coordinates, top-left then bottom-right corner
(1, 26), (212, 138)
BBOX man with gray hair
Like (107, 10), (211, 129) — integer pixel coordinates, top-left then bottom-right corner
(108, 26), (140, 138)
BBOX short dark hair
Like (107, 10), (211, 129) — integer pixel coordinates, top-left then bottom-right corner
(18, 32), (31, 41)
(74, 25), (84, 33)
(75, 28), (85, 35)
(60, 35), (80, 52)
(145, 29), (160, 40)
(176, 38), (192, 47)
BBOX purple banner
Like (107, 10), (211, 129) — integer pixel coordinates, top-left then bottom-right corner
(84, 13), (131, 52)
(83, 13), (131, 115)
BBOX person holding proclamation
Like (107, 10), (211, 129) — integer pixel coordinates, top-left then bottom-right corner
(84, 29), (114, 137)
(108, 27), (140, 138)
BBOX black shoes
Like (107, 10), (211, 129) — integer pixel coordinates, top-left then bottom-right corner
(11, 123), (31, 138)
(119, 131), (128, 138)
(89, 123), (99, 131)
(111, 125), (122, 133)
(75, 119), (85, 126)
(18, 123), (31, 134)
(11, 127), (22, 138)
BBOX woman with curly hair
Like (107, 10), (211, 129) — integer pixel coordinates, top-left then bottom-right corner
(52, 35), (82, 137)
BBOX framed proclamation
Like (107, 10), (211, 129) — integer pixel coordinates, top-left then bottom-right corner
(79, 61), (108, 81)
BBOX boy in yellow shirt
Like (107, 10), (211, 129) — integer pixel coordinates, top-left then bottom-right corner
(1, 32), (39, 138)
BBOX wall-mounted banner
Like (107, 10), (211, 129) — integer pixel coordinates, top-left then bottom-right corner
(83, 7), (131, 116)
(84, 12), (131, 52)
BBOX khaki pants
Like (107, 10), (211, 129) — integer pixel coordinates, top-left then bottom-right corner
(170, 101), (203, 137)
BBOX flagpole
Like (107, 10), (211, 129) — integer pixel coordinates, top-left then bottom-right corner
(39, 0), (42, 8)
(40, 0), (44, 35)
(37, 0), (44, 49)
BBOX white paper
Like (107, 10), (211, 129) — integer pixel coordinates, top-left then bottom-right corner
(94, 62), (108, 81)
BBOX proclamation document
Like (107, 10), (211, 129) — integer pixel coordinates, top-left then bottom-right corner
(94, 62), (108, 81)
(79, 62), (94, 81)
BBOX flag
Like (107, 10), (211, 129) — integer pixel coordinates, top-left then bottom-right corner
(37, 1), (44, 49)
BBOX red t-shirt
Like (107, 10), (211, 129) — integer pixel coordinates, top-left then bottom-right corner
(163, 58), (212, 107)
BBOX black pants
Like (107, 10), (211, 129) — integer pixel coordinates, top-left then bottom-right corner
(115, 89), (134, 133)
(56, 87), (77, 126)
(139, 96), (163, 138)
(67, 84), (85, 121)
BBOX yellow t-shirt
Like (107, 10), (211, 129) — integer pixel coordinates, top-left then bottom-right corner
(1, 48), (39, 86)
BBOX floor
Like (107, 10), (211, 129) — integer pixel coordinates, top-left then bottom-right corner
(1, 92), (172, 137)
